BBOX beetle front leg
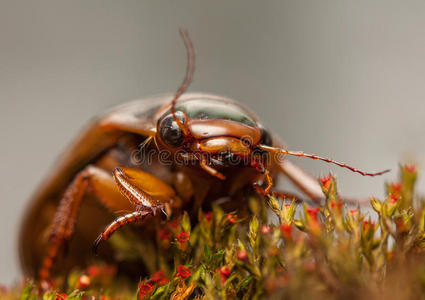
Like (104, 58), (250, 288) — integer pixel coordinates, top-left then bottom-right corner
(93, 211), (151, 253)
(251, 158), (274, 195)
(40, 166), (176, 286)
(93, 167), (177, 252)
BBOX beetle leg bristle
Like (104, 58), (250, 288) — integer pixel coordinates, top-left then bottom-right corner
(199, 157), (226, 180)
(258, 145), (390, 177)
(139, 136), (153, 151)
(93, 210), (150, 254)
(152, 135), (160, 151)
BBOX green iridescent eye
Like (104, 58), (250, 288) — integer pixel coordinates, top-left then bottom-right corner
(176, 98), (257, 127)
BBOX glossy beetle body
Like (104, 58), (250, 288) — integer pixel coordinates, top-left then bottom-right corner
(19, 30), (388, 285)
(19, 93), (280, 278)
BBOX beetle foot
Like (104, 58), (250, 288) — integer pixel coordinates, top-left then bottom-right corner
(137, 204), (168, 219)
(92, 234), (104, 255)
(160, 207), (169, 219)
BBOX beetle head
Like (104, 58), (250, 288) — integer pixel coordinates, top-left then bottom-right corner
(154, 29), (275, 179)
(155, 96), (275, 182)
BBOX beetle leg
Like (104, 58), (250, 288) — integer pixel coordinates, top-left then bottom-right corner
(177, 152), (226, 181)
(199, 157), (226, 180)
(39, 165), (133, 282)
(112, 167), (176, 210)
(41, 167), (131, 278)
(251, 159), (274, 195)
(40, 166), (176, 283)
(93, 210), (151, 253)
(93, 167), (177, 251)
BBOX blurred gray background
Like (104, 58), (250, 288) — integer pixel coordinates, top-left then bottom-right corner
(1, 0), (425, 284)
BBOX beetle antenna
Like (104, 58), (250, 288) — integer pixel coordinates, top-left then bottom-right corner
(170, 28), (195, 136)
(258, 144), (390, 177)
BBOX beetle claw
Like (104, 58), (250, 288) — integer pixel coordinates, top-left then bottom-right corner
(92, 235), (103, 255)
(161, 207), (169, 219)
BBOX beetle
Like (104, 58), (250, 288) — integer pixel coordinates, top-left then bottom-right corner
(19, 29), (389, 286)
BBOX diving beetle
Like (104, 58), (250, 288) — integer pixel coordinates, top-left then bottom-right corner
(19, 29), (389, 286)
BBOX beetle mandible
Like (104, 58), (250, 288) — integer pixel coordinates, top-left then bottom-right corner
(19, 29), (389, 286)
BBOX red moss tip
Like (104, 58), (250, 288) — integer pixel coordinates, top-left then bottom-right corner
(226, 213), (237, 224)
(176, 232), (190, 244)
(204, 211), (213, 223)
(77, 275), (91, 289)
(138, 280), (154, 298)
(261, 225), (271, 234)
(307, 207), (320, 220)
(390, 183), (402, 193)
(320, 176), (331, 189)
(405, 164), (417, 173)
(175, 265), (191, 279)
(150, 270), (169, 286)
(362, 220), (375, 231)
(280, 223), (292, 240)
(330, 201), (342, 209)
(219, 266), (232, 284)
(87, 265), (100, 277)
(349, 209), (358, 216)
(236, 250), (249, 262)
(390, 194), (399, 204)
(56, 293), (68, 300)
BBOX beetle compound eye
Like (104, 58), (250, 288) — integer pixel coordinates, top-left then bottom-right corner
(159, 111), (186, 147)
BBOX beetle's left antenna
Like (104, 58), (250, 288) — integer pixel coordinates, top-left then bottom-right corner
(170, 28), (195, 136)
(258, 144), (390, 177)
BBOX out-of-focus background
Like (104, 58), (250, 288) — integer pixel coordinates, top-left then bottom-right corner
(1, 0), (425, 284)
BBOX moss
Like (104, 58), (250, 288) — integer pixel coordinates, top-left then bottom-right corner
(4, 164), (425, 299)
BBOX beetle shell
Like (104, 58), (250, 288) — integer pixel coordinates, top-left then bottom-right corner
(19, 93), (279, 277)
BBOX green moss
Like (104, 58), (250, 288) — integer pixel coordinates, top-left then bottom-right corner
(4, 164), (425, 299)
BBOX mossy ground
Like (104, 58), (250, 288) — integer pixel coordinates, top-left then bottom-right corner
(3, 165), (425, 299)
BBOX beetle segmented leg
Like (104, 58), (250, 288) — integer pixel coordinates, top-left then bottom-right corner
(199, 157), (226, 180)
(113, 167), (155, 207)
(40, 166), (175, 283)
(251, 158), (274, 195)
(39, 166), (133, 282)
(112, 167), (175, 211)
(93, 210), (151, 254)
(259, 145), (390, 177)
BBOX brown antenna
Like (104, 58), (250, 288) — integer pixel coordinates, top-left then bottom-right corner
(258, 144), (390, 177)
(170, 28), (195, 136)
